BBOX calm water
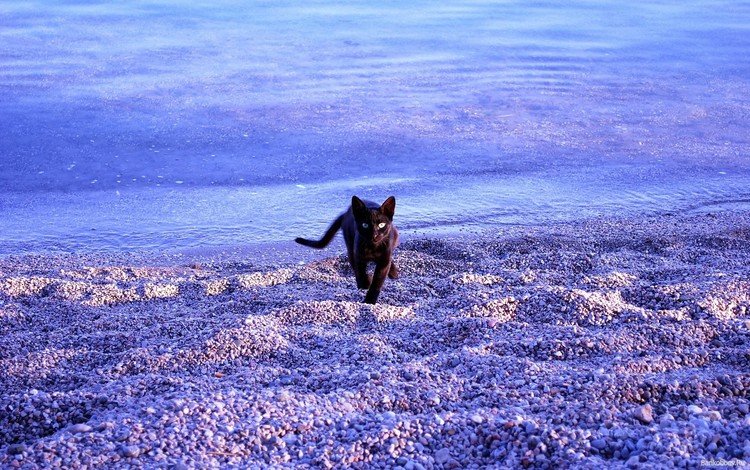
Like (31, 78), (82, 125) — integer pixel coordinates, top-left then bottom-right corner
(1, 1), (749, 254)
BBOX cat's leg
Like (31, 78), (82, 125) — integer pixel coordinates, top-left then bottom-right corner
(388, 261), (398, 279)
(347, 247), (370, 288)
(355, 259), (371, 289)
(364, 260), (391, 304)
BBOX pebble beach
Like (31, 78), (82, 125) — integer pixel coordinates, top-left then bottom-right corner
(2, 210), (750, 469)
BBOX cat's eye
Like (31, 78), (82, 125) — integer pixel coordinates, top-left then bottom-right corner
(361, 223), (369, 228)
(378, 222), (386, 229)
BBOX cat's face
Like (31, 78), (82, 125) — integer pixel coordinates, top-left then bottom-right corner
(352, 196), (395, 245)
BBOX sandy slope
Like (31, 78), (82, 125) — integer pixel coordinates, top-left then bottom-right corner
(1, 211), (749, 469)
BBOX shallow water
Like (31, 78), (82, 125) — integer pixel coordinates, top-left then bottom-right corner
(1, 0), (749, 255)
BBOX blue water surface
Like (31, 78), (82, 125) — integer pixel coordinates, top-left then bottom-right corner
(1, 0), (749, 254)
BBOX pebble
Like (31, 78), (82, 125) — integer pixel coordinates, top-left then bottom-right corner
(435, 448), (451, 464)
(6, 445), (26, 456)
(659, 413), (675, 429)
(626, 455), (640, 467)
(70, 423), (92, 433)
(383, 411), (397, 422)
(633, 404), (653, 424)
(119, 445), (140, 458)
(280, 375), (294, 385)
(426, 392), (441, 406)
(591, 438), (607, 450)
(706, 410), (721, 421)
(470, 414), (484, 424)
(96, 422), (114, 432)
(687, 405), (703, 415)
(114, 428), (132, 442)
(692, 417), (710, 430)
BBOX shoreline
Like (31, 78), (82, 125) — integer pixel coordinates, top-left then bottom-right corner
(2, 210), (749, 468)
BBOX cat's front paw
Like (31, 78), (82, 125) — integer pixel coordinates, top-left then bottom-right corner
(356, 274), (372, 289)
(388, 263), (399, 279)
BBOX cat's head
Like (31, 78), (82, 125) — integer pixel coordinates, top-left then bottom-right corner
(352, 195), (396, 244)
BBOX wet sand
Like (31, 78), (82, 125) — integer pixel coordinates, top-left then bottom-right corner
(1, 211), (749, 468)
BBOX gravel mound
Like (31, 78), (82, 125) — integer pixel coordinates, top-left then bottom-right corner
(1, 211), (749, 468)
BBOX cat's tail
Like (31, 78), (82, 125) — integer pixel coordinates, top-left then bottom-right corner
(295, 214), (344, 249)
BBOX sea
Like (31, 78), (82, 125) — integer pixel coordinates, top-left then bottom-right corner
(1, 0), (749, 256)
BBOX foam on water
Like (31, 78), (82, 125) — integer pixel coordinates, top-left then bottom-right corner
(1, 0), (749, 255)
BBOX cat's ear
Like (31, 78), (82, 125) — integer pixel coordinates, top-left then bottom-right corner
(380, 196), (396, 220)
(351, 195), (368, 221)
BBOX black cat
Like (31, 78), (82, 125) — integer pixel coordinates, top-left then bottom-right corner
(295, 195), (399, 304)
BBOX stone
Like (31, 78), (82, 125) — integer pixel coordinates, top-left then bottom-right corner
(706, 410), (722, 421)
(687, 405), (703, 415)
(264, 436), (283, 448)
(7, 444), (26, 455)
(633, 404), (653, 424)
(435, 448), (451, 464)
(120, 445), (140, 458)
(280, 376), (294, 385)
(470, 414), (484, 424)
(70, 423), (92, 433)
(626, 455), (640, 468)
(660, 413), (674, 423)
(114, 427), (131, 442)
(591, 438), (607, 450)
(96, 422), (114, 432)
(692, 417), (710, 430)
